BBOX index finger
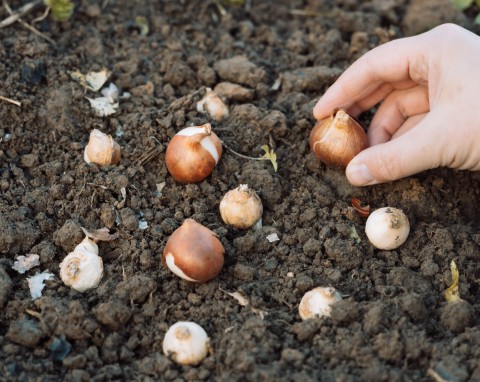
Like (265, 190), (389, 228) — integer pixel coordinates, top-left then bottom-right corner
(313, 32), (430, 120)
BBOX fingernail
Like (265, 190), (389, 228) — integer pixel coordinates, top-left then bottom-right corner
(347, 163), (375, 186)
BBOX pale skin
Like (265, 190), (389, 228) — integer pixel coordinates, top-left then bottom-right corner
(313, 23), (480, 186)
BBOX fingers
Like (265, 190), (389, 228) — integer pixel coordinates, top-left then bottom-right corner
(313, 33), (430, 120)
(345, 113), (442, 186)
(368, 86), (430, 145)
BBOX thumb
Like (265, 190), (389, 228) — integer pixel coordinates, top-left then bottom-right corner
(345, 118), (441, 186)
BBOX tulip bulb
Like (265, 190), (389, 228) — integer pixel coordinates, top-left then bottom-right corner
(197, 88), (229, 122)
(165, 123), (223, 183)
(365, 207), (410, 250)
(309, 109), (368, 167)
(219, 184), (263, 229)
(59, 236), (103, 292)
(162, 219), (224, 282)
(163, 321), (210, 365)
(84, 129), (121, 166)
(299, 286), (342, 320)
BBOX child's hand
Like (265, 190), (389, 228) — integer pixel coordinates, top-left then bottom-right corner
(313, 24), (480, 186)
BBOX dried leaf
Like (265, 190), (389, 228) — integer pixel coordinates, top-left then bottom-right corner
(260, 145), (278, 172)
(445, 260), (461, 302)
(270, 77), (282, 91)
(69, 69), (110, 92)
(81, 227), (119, 242)
(251, 307), (268, 319)
(220, 288), (249, 306)
(117, 187), (127, 209)
(351, 197), (371, 217)
(138, 220), (149, 230)
(156, 182), (166, 195)
(12, 254), (40, 274)
(27, 271), (54, 300)
(101, 83), (119, 102)
(86, 97), (118, 117)
(266, 233), (279, 242)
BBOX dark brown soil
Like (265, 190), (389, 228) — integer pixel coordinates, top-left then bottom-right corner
(1, 1), (480, 381)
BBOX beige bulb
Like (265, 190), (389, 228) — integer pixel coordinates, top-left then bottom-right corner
(59, 236), (103, 292)
(299, 286), (342, 320)
(84, 129), (121, 166)
(162, 321), (210, 365)
(365, 207), (410, 250)
(197, 88), (229, 122)
(219, 184), (263, 229)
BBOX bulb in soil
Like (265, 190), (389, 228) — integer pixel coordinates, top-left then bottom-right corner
(197, 88), (229, 122)
(309, 109), (368, 167)
(165, 123), (223, 183)
(163, 321), (210, 365)
(84, 129), (121, 166)
(59, 236), (103, 292)
(219, 184), (263, 229)
(365, 207), (410, 250)
(299, 286), (342, 320)
(162, 219), (224, 282)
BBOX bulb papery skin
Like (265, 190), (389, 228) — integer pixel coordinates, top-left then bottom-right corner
(84, 129), (121, 166)
(163, 321), (210, 365)
(197, 88), (230, 122)
(59, 248), (103, 293)
(74, 236), (99, 256)
(309, 109), (368, 168)
(165, 124), (223, 183)
(299, 287), (342, 320)
(365, 207), (410, 250)
(219, 184), (263, 229)
(162, 219), (224, 282)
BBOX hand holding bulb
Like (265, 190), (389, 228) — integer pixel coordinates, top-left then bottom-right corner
(313, 24), (480, 186)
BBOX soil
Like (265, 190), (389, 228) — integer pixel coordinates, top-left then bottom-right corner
(1, 1), (480, 381)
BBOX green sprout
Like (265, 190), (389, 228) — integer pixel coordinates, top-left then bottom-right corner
(451, 0), (480, 24)
(221, 142), (279, 172)
(259, 145), (278, 172)
(451, 0), (480, 10)
(134, 16), (149, 36)
(44, 0), (74, 22)
(349, 226), (361, 245)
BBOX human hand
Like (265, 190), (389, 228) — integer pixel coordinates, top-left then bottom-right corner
(313, 24), (480, 186)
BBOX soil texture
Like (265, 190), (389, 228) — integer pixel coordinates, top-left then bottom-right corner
(1, 1), (480, 381)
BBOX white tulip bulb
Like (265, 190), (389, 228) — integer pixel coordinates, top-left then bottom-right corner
(197, 88), (229, 122)
(299, 286), (342, 320)
(59, 237), (103, 292)
(163, 321), (210, 365)
(365, 207), (410, 250)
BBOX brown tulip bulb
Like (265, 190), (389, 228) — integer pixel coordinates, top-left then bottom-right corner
(165, 123), (223, 183)
(162, 219), (224, 282)
(84, 129), (121, 166)
(309, 109), (368, 167)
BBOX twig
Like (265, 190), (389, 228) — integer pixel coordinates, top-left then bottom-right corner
(221, 140), (268, 161)
(0, 95), (21, 106)
(2, 0), (56, 45)
(0, 0), (42, 28)
(289, 9), (338, 17)
(426, 368), (450, 382)
(32, 5), (50, 23)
